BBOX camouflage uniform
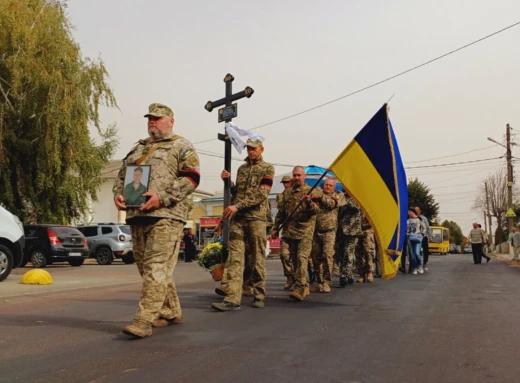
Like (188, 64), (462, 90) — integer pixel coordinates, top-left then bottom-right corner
(355, 214), (375, 277)
(222, 154), (275, 306)
(311, 191), (345, 286)
(242, 200), (273, 291)
(273, 183), (320, 296)
(113, 103), (200, 325)
(336, 194), (363, 282)
(276, 191), (294, 279)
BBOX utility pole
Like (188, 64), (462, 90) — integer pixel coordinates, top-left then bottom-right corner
(506, 124), (514, 234)
(485, 181), (493, 250)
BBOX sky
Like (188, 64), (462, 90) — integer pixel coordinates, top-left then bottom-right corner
(66, 0), (519, 235)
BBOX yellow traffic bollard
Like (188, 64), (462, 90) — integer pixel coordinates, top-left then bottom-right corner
(20, 269), (53, 285)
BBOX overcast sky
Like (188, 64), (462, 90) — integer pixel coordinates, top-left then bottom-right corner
(67, 0), (519, 234)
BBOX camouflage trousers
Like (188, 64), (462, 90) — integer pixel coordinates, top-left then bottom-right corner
(131, 219), (184, 323)
(221, 242), (253, 291)
(283, 237), (313, 294)
(355, 229), (375, 275)
(279, 237), (295, 278)
(337, 235), (361, 279)
(224, 219), (266, 305)
(311, 230), (336, 285)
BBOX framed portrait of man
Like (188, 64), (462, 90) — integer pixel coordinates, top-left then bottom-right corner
(123, 165), (151, 207)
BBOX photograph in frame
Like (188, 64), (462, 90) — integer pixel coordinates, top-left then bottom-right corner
(123, 165), (151, 207)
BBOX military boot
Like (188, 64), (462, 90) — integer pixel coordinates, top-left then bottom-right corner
(252, 298), (265, 308)
(366, 272), (374, 282)
(242, 287), (254, 296)
(303, 286), (311, 297)
(322, 283), (331, 293)
(357, 274), (366, 283)
(289, 290), (304, 301)
(152, 316), (183, 328)
(283, 277), (295, 290)
(211, 301), (241, 311)
(122, 319), (152, 338)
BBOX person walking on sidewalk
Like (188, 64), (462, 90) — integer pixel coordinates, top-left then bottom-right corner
(467, 223), (489, 264)
(510, 227), (520, 261)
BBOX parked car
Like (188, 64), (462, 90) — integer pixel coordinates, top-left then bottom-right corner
(463, 244), (472, 254)
(22, 225), (89, 268)
(76, 223), (134, 265)
(0, 207), (25, 281)
(449, 244), (461, 254)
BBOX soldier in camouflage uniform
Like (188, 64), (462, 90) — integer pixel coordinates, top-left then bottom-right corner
(277, 175), (294, 289)
(212, 139), (275, 311)
(272, 166), (320, 301)
(311, 178), (345, 293)
(113, 103), (200, 338)
(355, 213), (375, 283)
(336, 193), (363, 287)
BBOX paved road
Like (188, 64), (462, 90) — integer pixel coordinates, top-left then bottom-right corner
(1, 254), (520, 383)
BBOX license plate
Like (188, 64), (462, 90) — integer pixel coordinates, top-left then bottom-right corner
(69, 252), (82, 257)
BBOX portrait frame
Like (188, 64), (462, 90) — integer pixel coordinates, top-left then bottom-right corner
(123, 165), (151, 208)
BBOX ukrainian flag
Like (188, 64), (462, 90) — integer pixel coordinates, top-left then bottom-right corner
(330, 104), (408, 279)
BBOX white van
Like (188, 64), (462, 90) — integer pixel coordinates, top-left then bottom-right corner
(0, 206), (25, 281)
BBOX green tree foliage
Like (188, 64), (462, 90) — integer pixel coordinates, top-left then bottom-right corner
(441, 220), (464, 245)
(0, 0), (118, 224)
(407, 178), (439, 222)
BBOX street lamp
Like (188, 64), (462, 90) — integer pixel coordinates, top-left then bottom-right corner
(487, 137), (506, 148)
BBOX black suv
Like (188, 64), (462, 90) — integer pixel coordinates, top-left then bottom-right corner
(22, 225), (89, 268)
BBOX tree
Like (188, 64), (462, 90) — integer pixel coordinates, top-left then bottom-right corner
(0, 0), (118, 224)
(407, 178), (439, 222)
(472, 168), (515, 245)
(441, 220), (464, 245)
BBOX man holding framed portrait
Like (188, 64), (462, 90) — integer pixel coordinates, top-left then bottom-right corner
(113, 103), (200, 339)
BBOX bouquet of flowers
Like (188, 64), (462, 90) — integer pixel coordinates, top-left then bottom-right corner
(197, 237), (227, 281)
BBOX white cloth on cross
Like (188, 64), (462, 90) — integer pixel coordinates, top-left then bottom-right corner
(224, 122), (265, 154)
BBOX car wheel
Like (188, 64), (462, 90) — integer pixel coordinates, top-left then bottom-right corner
(121, 254), (135, 264)
(68, 258), (84, 267)
(0, 244), (14, 282)
(95, 247), (113, 265)
(31, 249), (48, 268)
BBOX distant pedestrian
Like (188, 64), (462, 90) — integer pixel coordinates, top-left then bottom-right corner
(182, 228), (198, 262)
(414, 207), (432, 272)
(510, 227), (520, 261)
(477, 224), (491, 262)
(406, 208), (426, 275)
(467, 223), (488, 264)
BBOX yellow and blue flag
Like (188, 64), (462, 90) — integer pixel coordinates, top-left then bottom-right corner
(330, 104), (408, 279)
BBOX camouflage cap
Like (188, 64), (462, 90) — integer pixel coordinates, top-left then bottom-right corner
(281, 175), (292, 183)
(144, 103), (174, 118)
(246, 138), (263, 148)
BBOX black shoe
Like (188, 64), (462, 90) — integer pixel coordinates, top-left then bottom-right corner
(374, 273), (382, 278)
(339, 277), (348, 288)
(486, 257), (491, 263)
(399, 267), (407, 274)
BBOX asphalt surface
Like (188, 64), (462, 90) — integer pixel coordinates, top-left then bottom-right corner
(1, 254), (520, 383)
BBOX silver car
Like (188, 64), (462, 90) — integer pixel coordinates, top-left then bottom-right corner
(76, 224), (133, 265)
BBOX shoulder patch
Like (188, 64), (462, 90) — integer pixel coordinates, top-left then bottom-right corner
(180, 148), (194, 160)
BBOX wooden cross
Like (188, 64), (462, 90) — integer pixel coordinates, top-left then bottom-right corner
(204, 73), (254, 247)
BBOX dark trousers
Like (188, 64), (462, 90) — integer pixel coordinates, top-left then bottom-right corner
(400, 236), (409, 271)
(185, 247), (196, 262)
(471, 243), (483, 264)
(422, 237), (429, 265)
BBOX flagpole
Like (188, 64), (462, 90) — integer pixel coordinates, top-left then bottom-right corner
(275, 170), (330, 233)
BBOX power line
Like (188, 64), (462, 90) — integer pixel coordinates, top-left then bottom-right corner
(406, 146), (497, 164)
(193, 20), (520, 145)
(405, 157), (503, 169)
